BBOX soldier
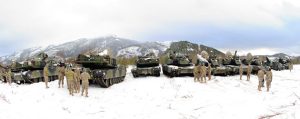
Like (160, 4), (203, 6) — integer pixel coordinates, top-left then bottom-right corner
(265, 68), (273, 92)
(289, 62), (293, 72)
(58, 65), (65, 88)
(239, 64), (243, 80)
(6, 68), (12, 85)
(81, 68), (91, 97)
(43, 64), (49, 88)
(193, 64), (200, 82)
(247, 64), (251, 81)
(65, 66), (75, 96)
(200, 63), (207, 83)
(257, 69), (265, 91)
(74, 68), (81, 93)
(207, 63), (212, 80)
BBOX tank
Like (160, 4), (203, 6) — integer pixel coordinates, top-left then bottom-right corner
(279, 57), (290, 70)
(208, 56), (231, 76)
(131, 53), (161, 77)
(221, 51), (247, 75)
(76, 54), (126, 88)
(266, 57), (284, 71)
(162, 52), (194, 77)
(11, 52), (52, 84)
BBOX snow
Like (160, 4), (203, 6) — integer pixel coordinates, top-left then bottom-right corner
(0, 65), (300, 119)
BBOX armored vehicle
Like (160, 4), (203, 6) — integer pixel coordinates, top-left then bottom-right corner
(221, 51), (243, 75)
(76, 54), (126, 88)
(266, 57), (284, 71)
(208, 56), (231, 76)
(242, 56), (266, 74)
(131, 53), (161, 77)
(162, 53), (194, 77)
(279, 57), (290, 70)
(11, 53), (53, 84)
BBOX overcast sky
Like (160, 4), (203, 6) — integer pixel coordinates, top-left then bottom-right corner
(0, 0), (300, 56)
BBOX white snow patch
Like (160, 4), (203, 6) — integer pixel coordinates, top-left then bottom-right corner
(0, 65), (300, 119)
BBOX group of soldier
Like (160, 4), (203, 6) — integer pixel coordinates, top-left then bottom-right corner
(193, 63), (211, 83)
(194, 62), (274, 92)
(42, 63), (91, 97)
(0, 66), (12, 85)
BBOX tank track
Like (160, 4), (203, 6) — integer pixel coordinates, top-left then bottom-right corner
(95, 76), (125, 88)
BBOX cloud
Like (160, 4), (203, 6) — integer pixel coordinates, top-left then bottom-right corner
(0, 0), (300, 56)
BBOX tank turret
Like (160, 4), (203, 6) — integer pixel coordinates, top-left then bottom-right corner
(131, 53), (161, 78)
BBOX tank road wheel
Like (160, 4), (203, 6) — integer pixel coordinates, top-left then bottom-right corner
(170, 71), (176, 78)
(33, 78), (39, 83)
(109, 79), (113, 86)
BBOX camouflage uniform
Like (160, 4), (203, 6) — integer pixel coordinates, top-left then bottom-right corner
(0, 68), (4, 82)
(193, 65), (200, 82)
(289, 62), (293, 72)
(65, 69), (75, 96)
(58, 66), (65, 88)
(43, 65), (49, 88)
(207, 63), (212, 80)
(6, 69), (12, 85)
(200, 64), (207, 83)
(239, 65), (243, 80)
(80, 69), (91, 97)
(265, 70), (272, 92)
(257, 70), (264, 91)
(74, 68), (81, 93)
(247, 64), (251, 81)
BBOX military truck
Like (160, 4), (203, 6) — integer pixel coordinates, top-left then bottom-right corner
(162, 52), (194, 77)
(76, 54), (126, 88)
(131, 53), (161, 77)
(11, 53), (48, 84)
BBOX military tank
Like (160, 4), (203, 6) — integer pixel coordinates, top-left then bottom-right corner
(76, 54), (126, 88)
(131, 53), (160, 77)
(208, 56), (231, 76)
(11, 52), (53, 84)
(221, 51), (247, 75)
(162, 52), (194, 77)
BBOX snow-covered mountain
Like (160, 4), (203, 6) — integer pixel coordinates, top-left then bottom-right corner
(0, 36), (170, 64)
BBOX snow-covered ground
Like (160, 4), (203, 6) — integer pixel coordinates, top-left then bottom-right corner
(0, 65), (300, 119)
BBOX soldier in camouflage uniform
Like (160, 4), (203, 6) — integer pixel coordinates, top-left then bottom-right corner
(0, 66), (4, 82)
(43, 64), (49, 88)
(265, 68), (273, 92)
(207, 63), (212, 80)
(257, 69), (265, 91)
(81, 68), (91, 97)
(65, 66), (75, 96)
(247, 64), (251, 81)
(200, 63), (207, 83)
(74, 68), (81, 93)
(193, 64), (200, 82)
(289, 62), (293, 72)
(58, 66), (65, 88)
(239, 65), (243, 80)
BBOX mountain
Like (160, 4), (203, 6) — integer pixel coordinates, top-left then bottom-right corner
(164, 41), (225, 57)
(0, 36), (170, 64)
(0, 37), (225, 65)
(271, 53), (290, 58)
